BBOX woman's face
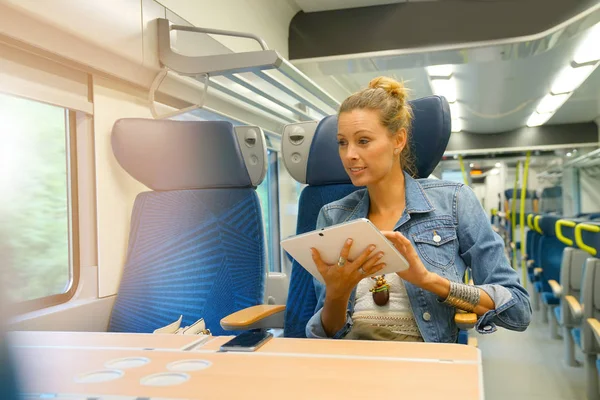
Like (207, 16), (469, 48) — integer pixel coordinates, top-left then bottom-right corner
(337, 109), (406, 187)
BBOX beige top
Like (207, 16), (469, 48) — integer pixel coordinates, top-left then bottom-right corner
(353, 273), (422, 337)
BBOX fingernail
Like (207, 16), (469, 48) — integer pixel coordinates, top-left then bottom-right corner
(377, 253), (384, 258)
(347, 238), (353, 244)
(310, 248), (315, 254)
(369, 245), (376, 251)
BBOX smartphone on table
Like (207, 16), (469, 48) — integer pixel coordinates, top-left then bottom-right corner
(219, 330), (273, 352)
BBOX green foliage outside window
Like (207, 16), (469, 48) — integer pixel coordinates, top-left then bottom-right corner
(0, 93), (70, 302)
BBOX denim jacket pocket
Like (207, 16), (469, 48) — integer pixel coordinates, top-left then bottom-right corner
(412, 227), (457, 271)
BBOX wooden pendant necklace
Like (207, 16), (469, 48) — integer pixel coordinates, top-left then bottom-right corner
(370, 275), (390, 306)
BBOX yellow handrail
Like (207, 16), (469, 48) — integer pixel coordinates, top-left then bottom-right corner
(527, 214), (534, 230)
(511, 161), (520, 269)
(556, 219), (576, 246)
(574, 223), (600, 256)
(520, 152), (531, 285)
(458, 155), (469, 186)
(534, 215), (543, 234)
(458, 154), (469, 284)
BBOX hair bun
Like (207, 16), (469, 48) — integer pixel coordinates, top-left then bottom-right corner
(368, 76), (407, 103)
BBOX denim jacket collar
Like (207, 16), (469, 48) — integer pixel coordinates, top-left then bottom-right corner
(347, 172), (435, 223)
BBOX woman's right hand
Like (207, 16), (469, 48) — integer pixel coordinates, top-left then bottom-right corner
(310, 238), (386, 300)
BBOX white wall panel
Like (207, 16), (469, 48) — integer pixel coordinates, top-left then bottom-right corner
(2, 0), (144, 65)
(93, 76), (151, 298)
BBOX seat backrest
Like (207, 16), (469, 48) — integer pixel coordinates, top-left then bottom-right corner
(537, 216), (566, 291)
(539, 186), (562, 214)
(582, 257), (600, 353)
(560, 248), (588, 298)
(505, 189), (536, 219)
(526, 213), (542, 266)
(280, 95), (451, 338)
(589, 213), (600, 221)
(108, 119), (268, 336)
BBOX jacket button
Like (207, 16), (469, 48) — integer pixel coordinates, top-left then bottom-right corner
(423, 312), (431, 321)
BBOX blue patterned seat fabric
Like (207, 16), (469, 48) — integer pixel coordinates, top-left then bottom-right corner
(283, 96), (452, 338)
(108, 119), (267, 336)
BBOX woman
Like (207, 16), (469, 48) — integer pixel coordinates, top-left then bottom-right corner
(306, 77), (531, 343)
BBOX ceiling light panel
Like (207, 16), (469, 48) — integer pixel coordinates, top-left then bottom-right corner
(449, 102), (460, 119)
(451, 118), (462, 133)
(526, 112), (553, 127)
(573, 23), (600, 65)
(430, 78), (457, 103)
(426, 64), (453, 77)
(550, 65), (595, 94)
(536, 93), (570, 114)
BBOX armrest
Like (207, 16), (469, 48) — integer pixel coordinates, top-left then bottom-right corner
(455, 311), (478, 330)
(548, 280), (562, 297)
(220, 305), (285, 331)
(587, 318), (600, 347)
(534, 267), (543, 276)
(564, 295), (583, 322)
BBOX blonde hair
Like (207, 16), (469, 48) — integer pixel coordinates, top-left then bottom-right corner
(339, 76), (416, 177)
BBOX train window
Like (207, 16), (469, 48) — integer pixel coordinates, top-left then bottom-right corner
(278, 152), (304, 273)
(256, 150), (281, 273)
(0, 93), (76, 308)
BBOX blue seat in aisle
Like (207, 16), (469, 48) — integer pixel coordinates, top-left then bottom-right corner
(533, 215), (566, 325)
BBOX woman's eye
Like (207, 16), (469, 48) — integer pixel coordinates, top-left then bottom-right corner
(358, 139), (369, 145)
(337, 140), (347, 146)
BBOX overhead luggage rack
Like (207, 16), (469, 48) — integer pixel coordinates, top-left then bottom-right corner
(538, 147), (600, 180)
(153, 18), (339, 124)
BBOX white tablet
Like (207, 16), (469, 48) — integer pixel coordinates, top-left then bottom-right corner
(281, 218), (409, 284)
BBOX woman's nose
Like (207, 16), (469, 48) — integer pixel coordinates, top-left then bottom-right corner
(345, 145), (359, 160)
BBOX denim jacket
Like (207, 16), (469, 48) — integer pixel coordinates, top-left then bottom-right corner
(306, 173), (532, 343)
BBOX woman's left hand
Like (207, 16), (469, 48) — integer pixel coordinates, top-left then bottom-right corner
(381, 231), (434, 288)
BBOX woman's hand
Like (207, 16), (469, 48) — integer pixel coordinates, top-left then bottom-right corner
(382, 231), (434, 288)
(311, 238), (386, 300)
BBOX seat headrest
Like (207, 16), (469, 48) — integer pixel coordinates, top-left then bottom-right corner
(505, 189), (537, 200)
(112, 119), (267, 191)
(281, 96), (451, 185)
(541, 186), (562, 197)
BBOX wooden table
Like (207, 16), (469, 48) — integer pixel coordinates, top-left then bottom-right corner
(9, 331), (483, 399)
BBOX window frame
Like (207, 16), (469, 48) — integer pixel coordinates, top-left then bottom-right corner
(12, 109), (81, 314)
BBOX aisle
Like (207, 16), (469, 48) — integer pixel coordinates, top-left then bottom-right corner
(477, 286), (586, 400)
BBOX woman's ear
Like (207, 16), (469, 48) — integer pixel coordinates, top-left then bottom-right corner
(394, 128), (407, 154)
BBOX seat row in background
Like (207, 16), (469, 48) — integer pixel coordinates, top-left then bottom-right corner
(524, 212), (600, 400)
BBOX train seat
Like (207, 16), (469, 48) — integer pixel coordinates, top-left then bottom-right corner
(219, 96), (459, 339)
(108, 119), (268, 335)
(549, 218), (589, 365)
(539, 186), (563, 214)
(281, 96), (452, 338)
(563, 222), (600, 399)
(533, 216), (565, 325)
